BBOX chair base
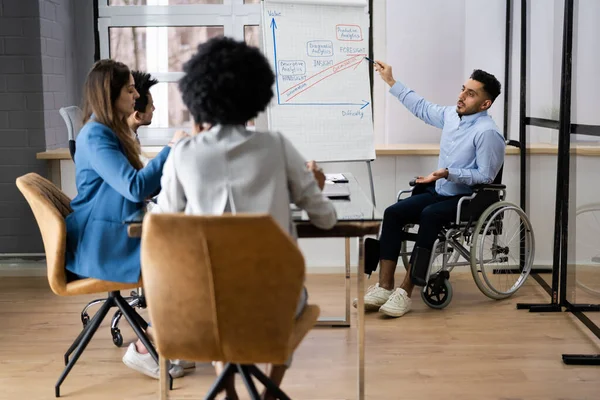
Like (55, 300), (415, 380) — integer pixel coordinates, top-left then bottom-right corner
(205, 363), (291, 400)
(80, 289), (146, 348)
(57, 291), (170, 397)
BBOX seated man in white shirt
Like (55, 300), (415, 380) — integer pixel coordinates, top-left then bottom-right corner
(155, 37), (337, 400)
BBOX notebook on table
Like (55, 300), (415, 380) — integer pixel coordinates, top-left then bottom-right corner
(322, 182), (350, 199)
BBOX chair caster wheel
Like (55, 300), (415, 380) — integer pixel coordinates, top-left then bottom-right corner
(111, 328), (123, 347)
(421, 274), (453, 309)
(81, 313), (89, 328)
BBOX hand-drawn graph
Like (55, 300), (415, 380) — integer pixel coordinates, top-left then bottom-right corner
(262, 0), (375, 162)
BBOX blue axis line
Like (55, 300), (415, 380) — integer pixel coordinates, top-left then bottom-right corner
(279, 101), (370, 108)
(270, 18), (280, 105)
(270, 16), (369, 110)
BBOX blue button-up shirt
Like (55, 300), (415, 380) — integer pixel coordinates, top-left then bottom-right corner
(389, 81), (506, 197)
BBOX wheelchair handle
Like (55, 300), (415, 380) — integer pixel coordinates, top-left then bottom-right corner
(505, 139), (521, 149)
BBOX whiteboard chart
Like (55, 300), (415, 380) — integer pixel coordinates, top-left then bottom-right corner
(261, 0), (375, 162)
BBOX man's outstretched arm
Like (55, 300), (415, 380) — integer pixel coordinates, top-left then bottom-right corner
(375, 60), (448, 129)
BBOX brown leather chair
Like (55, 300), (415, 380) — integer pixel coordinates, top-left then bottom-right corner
(141, 213), (321, 400)
(16, 173), (162, 397)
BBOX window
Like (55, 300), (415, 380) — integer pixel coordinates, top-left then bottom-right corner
(244, 25), (259, 48)
(99, 0), (261, 144)
(108, 0), (225, 5)
(110, 26), (224, 73)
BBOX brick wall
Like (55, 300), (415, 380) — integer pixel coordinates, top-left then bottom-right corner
(0, 0), (85, 254)
(0, 0), (48, 253)
(40, 0), (78, 150)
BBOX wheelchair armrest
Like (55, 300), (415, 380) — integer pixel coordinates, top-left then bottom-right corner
(398, 179), (436, 202)
(472, 183), (506, 191)
(455, 192), (477, 225)
(396, 187), (414, 201)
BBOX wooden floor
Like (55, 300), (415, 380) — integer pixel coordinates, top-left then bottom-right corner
(1, 270), (599, 400)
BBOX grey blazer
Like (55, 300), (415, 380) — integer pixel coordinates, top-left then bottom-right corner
(155, 125), (337, 237)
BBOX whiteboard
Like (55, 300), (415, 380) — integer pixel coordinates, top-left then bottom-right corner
(261, 0), (375, 162)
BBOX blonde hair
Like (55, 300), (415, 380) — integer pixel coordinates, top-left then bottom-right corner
(82, 59), (143, 170)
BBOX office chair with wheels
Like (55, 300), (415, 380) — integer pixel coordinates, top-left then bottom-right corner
(16, 173), (171, 397)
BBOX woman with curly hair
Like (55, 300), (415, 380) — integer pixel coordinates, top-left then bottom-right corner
(155, 36), (337, 400)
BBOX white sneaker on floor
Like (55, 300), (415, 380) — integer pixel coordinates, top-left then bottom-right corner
(122, 343), (185, 379)
(171, 359), (196, 369)
(352, 283), (394, 311)
(379, 288), (412, 318)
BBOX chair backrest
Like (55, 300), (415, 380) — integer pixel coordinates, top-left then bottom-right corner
(494, 140), (522, 184)
(141, 213), (305, 365)
(59, 106), (83, 161)
(16, 173), (72, 296)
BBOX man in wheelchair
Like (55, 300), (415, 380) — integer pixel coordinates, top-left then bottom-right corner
(359, 61), (506, 318)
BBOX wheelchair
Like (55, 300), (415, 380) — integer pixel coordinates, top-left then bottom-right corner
(396, 142), (535, 309)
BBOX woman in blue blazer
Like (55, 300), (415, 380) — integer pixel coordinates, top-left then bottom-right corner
(65, 60), (184, 283)
(64, 60), (187, 379)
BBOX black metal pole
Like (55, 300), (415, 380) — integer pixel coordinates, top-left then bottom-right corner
(517, 0), (527, 274)
(368, 0), (374, 116)
(547, 0), (564, 307)
(518, 0), (526, 214)
(503, 0), (511, 140)
(93, 0), (100, 62)
(558, 0), (574, 306)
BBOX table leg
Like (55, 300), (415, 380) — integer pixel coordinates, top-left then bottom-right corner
(345, 236), (351, 324)
(357, 236), (365, 400)
(316, 237), (352, 327)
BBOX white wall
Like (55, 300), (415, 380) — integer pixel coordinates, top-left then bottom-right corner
(379, 0), (588, 145)
(383, 0), (466, 144)
(572, 0), (600, 136)
(463, 0), (506, 130)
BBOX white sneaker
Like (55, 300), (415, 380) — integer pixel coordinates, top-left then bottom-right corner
(352, 283), (394, 311)
(171, 359), (196, 369)
(122, 343), (185, 379)
(379, 288), (412, 318)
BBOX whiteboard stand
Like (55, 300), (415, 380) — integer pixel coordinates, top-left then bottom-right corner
(366, 159), (376, 207)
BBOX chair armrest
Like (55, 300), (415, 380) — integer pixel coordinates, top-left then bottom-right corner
(472, 183), (506, 191)
(288, 305), (320, 352)
(455, 193), (477, 225)
(396, 187), (414, 201)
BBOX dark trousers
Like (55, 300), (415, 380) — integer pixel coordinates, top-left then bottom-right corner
(379, 186), (462, 262)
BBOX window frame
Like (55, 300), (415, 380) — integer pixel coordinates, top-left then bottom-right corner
(97, 0), (262, 144)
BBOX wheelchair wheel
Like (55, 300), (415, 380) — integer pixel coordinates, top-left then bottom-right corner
(470, 201), (535, 300)
(421, 272), (453, 309)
